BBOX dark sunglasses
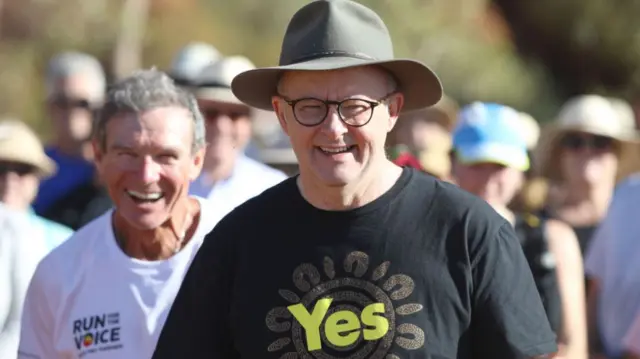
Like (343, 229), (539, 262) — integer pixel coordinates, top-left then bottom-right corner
(560, 133), (614, 151)
(201, 108), (250, 120)
(0, 162), (36, 176)
(50, 96), (92, 111)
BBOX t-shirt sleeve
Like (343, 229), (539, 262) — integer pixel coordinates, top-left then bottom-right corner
(471, 223), (558, 358)
(151, 219), (239, 359)
(17, 261), (58, 359)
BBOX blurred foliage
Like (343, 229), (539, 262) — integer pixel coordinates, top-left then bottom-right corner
(0, 0), (636, 141)
(493, 0), (640, 102)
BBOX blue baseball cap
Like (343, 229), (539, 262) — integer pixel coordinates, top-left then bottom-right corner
(452, 102), (530, 171)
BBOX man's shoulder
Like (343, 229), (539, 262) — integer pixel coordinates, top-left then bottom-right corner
(408, 171), (505, 226)
(35, 210), (111, 280)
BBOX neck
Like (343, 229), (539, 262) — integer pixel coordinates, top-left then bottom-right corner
(298, 160), (402, 211)
(112, 197), (200, 261)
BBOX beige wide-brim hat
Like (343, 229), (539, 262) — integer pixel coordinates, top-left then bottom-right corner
(194, 56), (256, 107)
(0, 119), (57, 178)
(231, 0), (442, 113)
(535, 94), (640, 182)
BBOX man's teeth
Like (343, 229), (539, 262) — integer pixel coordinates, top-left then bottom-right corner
(126, 190), (163, 201)
(320, 146), (352, 154)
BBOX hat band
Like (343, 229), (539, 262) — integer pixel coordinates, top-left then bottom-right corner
(285, 50), (378, 66)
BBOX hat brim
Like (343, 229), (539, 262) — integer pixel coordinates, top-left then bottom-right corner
(535, 124), (640, 182)
(456, 144), (530, 172)
(194, 87), (246, 106)
(231, 56), (442, 112)
(0, 153), (57, 179)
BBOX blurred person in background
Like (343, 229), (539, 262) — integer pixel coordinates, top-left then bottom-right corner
(0, 204), (49, 359)
(168, 43), (261, 160)
(253, 110), (300, 176)
(452, 102), (587, 359)
(387, 94), (457, 181)
(18, 69), (225, 359)
(387, 93), (458, 152)
(0, 119), (73, 250)
(536, 95), (638, 259)
(168, 41), (221, 87)
(32, 51), (105, 217)
(188, 55), (287, 215)
(584, 172), (640, 359)
(509, 111), (549, 213)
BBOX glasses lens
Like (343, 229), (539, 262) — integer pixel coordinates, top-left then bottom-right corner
(339, 99), (374, 126)
(293, 99), (327, 126)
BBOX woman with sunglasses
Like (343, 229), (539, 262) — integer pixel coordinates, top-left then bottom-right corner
(535, 95), (640, 359)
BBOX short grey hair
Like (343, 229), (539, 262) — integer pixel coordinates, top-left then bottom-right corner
(93, 68), (206, 154)
(45, 51), (106, 104)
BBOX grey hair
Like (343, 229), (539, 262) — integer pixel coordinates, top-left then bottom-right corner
(93, 68), (206, 154)
(45, 51), (106, 104)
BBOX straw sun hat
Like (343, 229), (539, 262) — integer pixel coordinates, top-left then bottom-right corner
(0, 120), (57, 178)
(535, 94), (640, 182)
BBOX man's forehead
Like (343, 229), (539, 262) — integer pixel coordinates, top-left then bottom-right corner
(106, 108), (193, 146)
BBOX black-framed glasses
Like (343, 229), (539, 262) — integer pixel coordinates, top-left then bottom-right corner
(279, 93), (395, 127)
(560, 133), (614, 151)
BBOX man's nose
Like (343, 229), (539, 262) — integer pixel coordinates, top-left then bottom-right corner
(139, 156), (161, 184)
(319, 107), (348, 139)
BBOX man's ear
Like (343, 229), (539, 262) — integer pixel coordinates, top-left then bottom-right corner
(386, 93), (405, 133)
(189, 146), (206, 181)
(272, 96), (289, 136)
(92, 140), (103, 163)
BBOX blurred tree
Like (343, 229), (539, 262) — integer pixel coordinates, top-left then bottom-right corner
(0, 0), (585, 141)
(492, 0), (640, 101)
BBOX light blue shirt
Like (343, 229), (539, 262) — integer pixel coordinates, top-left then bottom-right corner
(189, 155), (288, 217)
(26, 209), (74, 252)
(585, 172), (640, 358)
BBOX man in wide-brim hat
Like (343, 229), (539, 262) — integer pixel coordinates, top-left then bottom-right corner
(154, 1), (557, 358)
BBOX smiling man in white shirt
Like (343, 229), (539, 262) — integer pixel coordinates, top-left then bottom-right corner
(17, 69), (225, 359)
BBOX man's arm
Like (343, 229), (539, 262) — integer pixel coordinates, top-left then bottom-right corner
(471, 223), (558, 359)
(152, 222), (238, 358)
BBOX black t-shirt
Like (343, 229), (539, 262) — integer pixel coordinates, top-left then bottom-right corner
(153, 168), (557, 359)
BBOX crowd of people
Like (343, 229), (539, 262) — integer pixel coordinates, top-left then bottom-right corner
(1, 0), (640, 358)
